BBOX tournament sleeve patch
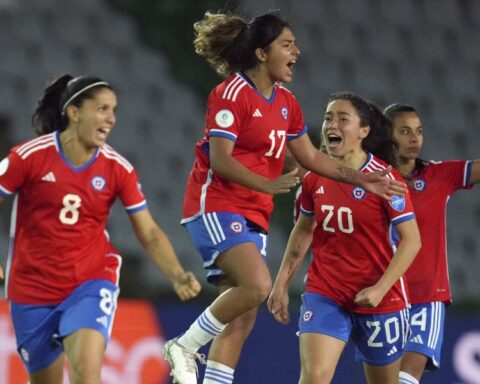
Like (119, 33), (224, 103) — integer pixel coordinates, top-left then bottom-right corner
(215, 109), (235, 128)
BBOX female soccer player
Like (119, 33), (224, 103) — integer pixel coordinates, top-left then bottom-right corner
(268, 92), (421, 384)
(162, 11), (407, 384)
(0, 75), (201, 384)
(384, 104), (480, 384)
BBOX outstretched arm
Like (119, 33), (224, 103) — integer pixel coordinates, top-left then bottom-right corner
(210, 137), (300, 195)
(470, 159), (480, 184)
(129, 209), (201, 301)
(268, 214), (316, 324)
(287, 135), (407, 199)
(355, 219), (421, 308)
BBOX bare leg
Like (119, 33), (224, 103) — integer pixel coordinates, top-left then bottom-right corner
(298, 333), (345, 384)
(63, 328), (106, 384)
(29, 353), (65, 384)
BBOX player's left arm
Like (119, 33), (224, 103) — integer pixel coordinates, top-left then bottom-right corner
(469, 159), (480, 184)
(355, 219), (421, 308)
(128, 209), (201, 301)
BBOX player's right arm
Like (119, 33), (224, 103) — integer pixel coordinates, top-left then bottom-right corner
(267, 213), (315, 324)
(209, 136), (300, 195)
(0, 196), (3, 279)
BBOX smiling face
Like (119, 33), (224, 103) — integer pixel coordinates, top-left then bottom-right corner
(260, 27), (300, 84)
(322, 99), (370, 161)
(66, 88), (117, 150)
(391, 111), (423, 162)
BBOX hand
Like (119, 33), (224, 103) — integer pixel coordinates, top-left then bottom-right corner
(354, 285), (387, 308)
(263, 168), (300, 195)
(267, 286), (290, 324)
(0, 264), (3, 280)
(360, 167), (407, 200)
(172, 271), (201, 301)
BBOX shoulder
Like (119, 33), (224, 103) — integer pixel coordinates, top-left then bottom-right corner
(211, 73), (252, 103)
(12, 132), (57, 160)
(99, 144), (135, 174)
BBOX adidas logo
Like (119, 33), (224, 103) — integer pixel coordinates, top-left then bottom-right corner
(96, 315), (108, 328)
(41, 172), (56, 182)
(410, 335), (424, 344)
(386, 346), (398, 357)
(252, 108), (262, 117)
(315, 186), (325, 194)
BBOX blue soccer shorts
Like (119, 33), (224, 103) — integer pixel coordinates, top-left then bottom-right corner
(185, 212), (268, 285)
(403, 301), (445, 369)
(298, 292), (410, 366)
(10, 279), (119, 373)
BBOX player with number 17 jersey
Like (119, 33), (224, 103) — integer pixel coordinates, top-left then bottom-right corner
(0, 131), (146, 304)
(301, 154), (416, 314)
(182, 72), (307, 230)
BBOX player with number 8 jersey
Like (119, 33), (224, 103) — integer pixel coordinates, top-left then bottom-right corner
(1, 131), (145, 304)
(0, 74), (200, 384)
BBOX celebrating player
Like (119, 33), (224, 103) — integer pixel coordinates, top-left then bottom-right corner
(161, 10), (407, 384)
(0, 75), (201, 384)
(268, 92), (421, 384)
(384, 104), (480, 384)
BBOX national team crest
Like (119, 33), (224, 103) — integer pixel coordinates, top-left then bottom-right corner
(91, 176), (106, 191)
(389, 195), (406, 212)
(229, 220), (243, 233)
(352, 187), (366, 200)
(411, 178), (426, 192)
(303, 310), (314, 322)
(281, 107), (288, 120)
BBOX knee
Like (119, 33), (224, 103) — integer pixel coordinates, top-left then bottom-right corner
(69, 361), (101, 384)
(300, 366), (334, 384)
(246, 278), (272, 306)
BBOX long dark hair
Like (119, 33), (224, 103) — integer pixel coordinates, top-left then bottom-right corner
(32, 75), (112, 136)
(327, 92), (398, 167)
(384, 103), (428, 173)
(193, 11), (290, 77)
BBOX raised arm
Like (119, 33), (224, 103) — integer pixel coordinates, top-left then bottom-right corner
(209, 137), (300, 194)
(129, 209), (201, 301)
(287, 135), (407, 199)
(267, 213), (316, 324)
(354, 219), (421, 308)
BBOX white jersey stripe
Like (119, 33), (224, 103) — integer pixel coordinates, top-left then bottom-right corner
(100, 149), (133, 173)
(17, 133), (55, 156)
(20, 141), (57, 159)
(125, 200), (147, 211)
(224, 76), (243, 100)
(4, 194), (19, 299)
(222, 74), (239, 99)
(231, 82), (247, 102)
(200, 169), (214, 214)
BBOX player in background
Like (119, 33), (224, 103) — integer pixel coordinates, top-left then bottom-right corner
(162, 11), (407, 384)
(268, 92), (421, 384)
(0, 75), (201, 384)
(384, 104), (480, 384)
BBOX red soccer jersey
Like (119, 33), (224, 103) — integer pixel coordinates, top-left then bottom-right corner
(182, 72), (307, 231)
(0, 132), (147, 304)
(301, 154), (415, 314)
(405, 160), (472, 304)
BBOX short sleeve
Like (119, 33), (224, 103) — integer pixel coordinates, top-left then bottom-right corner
(0, 151), (26, 198)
